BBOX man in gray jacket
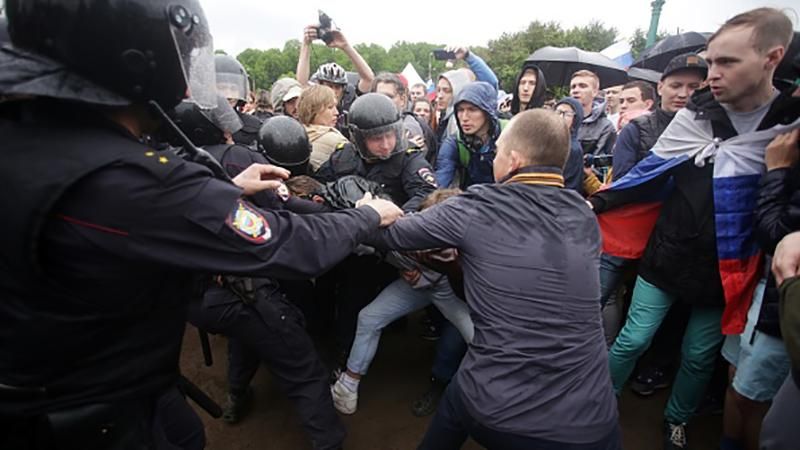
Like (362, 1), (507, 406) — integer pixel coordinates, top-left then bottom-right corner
(368, 109), (620, 449)
(571, 69), (617, 156)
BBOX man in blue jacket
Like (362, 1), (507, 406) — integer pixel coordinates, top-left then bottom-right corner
(435, 81), (504, 188)
(369, 109), (621, 450)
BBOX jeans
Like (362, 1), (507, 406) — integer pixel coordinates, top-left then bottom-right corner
(432, 321), (469, 382)
(347, 278), (473, 375)
(417, 381), (622, 450)
(607, 276), (724, 424)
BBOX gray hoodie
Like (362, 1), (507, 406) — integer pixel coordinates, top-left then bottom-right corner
(437, 69), (472, 139)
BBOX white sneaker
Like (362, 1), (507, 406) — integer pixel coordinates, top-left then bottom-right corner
(331, 379), (358, 414)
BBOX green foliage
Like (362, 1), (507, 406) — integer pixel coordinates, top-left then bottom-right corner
(234, 21), (620, 92)
(629, 28), (670, 59)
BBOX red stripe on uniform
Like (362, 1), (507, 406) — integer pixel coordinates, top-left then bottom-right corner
(56, 214), (130, 236)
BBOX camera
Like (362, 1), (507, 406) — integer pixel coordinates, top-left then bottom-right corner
(316, 10), (335, 45)
(584, 153), (613, 169)
(432, 49), (457, 60)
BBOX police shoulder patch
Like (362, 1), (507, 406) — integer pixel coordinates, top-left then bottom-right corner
(226, 200), (272, 244)
(418, 168), (438, 187)
(336, 142), (346, 150)
(406, 147), (422, 154)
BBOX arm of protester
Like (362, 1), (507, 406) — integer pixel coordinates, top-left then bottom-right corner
(611, 124), (642, 181)
(588, 164), (672, 213)
(434, 135), (459, 188)
(755, 130), (800, 253)
(449, 46), (499, 91)
(328, 30), (374, 94)
(773, 231), (800, 285)
(296, 25), (316, 87)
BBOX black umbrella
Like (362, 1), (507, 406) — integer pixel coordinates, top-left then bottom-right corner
(627, 67), (661, 85)
(525, 46), (629, 89)
(631, 32), (710, 72)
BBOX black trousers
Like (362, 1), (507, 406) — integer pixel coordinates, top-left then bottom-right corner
(0, 386), (204, 450)
(188, 285), (345, 450)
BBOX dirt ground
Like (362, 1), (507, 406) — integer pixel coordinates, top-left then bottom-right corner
(180, 317), (722, 450)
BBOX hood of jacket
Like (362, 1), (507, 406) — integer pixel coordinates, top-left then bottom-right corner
(439, 69), (472, 116)
(582, 97), (608, 124)
(453, 81), (499, 140)
(510, 62), (547, 114)
(555, 96), (584, 138)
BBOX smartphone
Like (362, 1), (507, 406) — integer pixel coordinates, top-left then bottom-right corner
(432, 49), (457, 60)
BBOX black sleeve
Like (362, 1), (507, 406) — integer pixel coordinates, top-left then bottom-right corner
(755, 167), (800, 254)
(400, 151), (438, 213)
(220, 145), (277, 208)
(50, 160), (381, 280)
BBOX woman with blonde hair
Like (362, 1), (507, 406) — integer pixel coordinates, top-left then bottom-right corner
(298, 85), (350, 171)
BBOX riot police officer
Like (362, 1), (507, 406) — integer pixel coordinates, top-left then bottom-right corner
(169, 100), (347, 448)
(258, 115), (313, 177)
(215, 54), (262, 147)
(0, 1), (401, 449)
(315, 94), (437, 370)
(316, 93), (438, 212)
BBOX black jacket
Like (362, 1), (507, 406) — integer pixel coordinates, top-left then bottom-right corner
(315, 143), (438, 212)
(592, 87), (799, 307)
(755, 163), (800, 337)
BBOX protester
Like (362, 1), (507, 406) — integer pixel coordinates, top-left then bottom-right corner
(554, 97), (586, 193)
(509, 61), (547, 116)
(435, 81), (504, 188)
(270, 77), (304, 119)
(570, 69), (617, 156)
(367, 109), (620, 449)
(297, 85), (350, 171)
(590, 8), (797, 448)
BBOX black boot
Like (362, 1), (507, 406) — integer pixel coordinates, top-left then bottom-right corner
(411, 376), (447, 417)
(222, 387), (253, 424)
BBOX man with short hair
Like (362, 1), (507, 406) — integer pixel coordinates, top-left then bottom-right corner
(617, 80), (656, 129)
(367, 109), (621, 449)
(612, 54), (707, 181)
(605, 84), (624, 130)
(410, 83), (428, 103)
(590, 8), (798, 449)
(570, 69), (616, 156)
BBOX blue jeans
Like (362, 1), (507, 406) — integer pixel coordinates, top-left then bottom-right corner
(432, 321), (468, 382)
(599, 253), (634, 307)
(608, 276), (724, 424)
(347, 278), (473, 375)
(418, 381), (622, 450)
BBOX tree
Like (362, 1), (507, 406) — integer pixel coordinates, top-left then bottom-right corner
(485, 21), (618, 91)
(629, 28), (669, 60)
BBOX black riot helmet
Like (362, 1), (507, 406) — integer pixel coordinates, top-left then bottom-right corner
(347, 93), (405, 161)
(215, 54), (250, 106)
(167, 95), (243, 147)
(257, 116), (311, 176)
(5, 0), (217, 109)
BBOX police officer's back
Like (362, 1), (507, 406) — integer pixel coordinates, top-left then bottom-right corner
(316, 93), (437, 212)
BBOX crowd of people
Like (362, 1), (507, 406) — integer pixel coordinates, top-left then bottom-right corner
(1, 2), (799, 450)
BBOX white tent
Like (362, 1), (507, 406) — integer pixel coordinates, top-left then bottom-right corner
(400, 63), (425, 88)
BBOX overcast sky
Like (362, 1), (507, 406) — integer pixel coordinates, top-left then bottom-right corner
(202, 0), (798, 56)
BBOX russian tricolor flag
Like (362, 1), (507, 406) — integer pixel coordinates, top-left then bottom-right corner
(597, 109), (800, 334)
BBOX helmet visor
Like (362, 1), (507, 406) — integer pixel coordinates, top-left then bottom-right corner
(170, 5), (217, 109)
(216, 72), (249, 102)
(202, 94), (243, 134)
(356, 120), (405, 160)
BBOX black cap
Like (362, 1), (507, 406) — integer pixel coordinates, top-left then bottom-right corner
(661, 53), (708, 81)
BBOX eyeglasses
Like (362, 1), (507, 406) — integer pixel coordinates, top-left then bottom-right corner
(555, 110), (575, 118)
